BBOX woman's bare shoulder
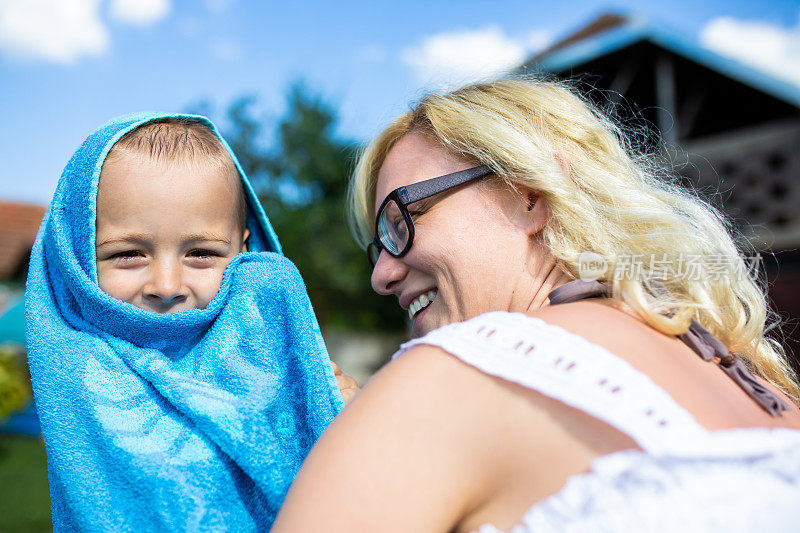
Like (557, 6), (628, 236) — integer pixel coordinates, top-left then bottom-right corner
(356, 340), (638, 531)
(526, 301), (800, 429)
(273, 345), (511, 531)
(526, 299), (640, 340)
(274, 342), (617, 532)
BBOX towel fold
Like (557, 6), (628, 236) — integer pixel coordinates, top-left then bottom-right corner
(26, 112), (343, 531)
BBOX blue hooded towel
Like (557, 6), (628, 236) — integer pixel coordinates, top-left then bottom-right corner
(25, 112), (344, 531)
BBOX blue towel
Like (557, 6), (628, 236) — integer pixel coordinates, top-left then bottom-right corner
(25, 112), (344, 531)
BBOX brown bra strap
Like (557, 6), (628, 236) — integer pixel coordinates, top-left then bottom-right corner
(547, 280), (790, 417)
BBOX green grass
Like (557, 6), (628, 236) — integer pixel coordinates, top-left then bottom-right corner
(0, 435), (51, 532)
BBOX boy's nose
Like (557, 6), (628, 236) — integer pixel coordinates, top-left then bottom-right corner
(144, 263), (189, 308)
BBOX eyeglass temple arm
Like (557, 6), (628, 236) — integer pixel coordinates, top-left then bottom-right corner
(397, 165), (493, 204)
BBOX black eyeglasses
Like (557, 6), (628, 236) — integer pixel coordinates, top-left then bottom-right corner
(367, 165), (493, 266)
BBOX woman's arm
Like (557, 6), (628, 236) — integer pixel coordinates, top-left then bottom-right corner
(272, 346), (506, 532)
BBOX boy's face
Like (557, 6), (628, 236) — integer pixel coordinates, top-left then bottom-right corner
(95, 153), (248, 313)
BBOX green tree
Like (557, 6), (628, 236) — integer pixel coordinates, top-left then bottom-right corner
(213, 85), (405, 331)
(0, 346), (30, 419)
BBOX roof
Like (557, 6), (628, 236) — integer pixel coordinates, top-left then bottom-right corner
(523, 12), (800, 109)
(0, 200), (46, 279)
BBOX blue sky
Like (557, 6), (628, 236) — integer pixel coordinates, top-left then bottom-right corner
(1, 0), (799, 205)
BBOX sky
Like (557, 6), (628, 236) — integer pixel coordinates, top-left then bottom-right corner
(1, 0), (799, 205)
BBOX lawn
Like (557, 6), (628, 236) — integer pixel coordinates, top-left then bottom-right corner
(0, 435), (51, 532)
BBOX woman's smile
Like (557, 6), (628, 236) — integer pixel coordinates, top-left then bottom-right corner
(407, 289), (437, 320)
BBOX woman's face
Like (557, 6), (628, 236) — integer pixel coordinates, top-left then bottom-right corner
(371, 132), (543, 337)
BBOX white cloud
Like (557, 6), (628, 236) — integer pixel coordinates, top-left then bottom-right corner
(700, 12), (800, 87)
(109, 0), (170, 27)
(211, 39), (242, 62)
(0, 0), (109, 64)
(525, 30), (552, 53)
(401, 26), (552, 87)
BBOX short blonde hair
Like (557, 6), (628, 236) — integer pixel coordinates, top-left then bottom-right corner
(103, 117), (246, 231)
(348, 77), (800, 403)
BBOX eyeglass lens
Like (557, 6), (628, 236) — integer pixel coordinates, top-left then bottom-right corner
(377, 198), (409, 256)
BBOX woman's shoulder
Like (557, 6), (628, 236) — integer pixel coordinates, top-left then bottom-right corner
(393, 305), (644, 397)
(525, 302), (800, 431)
(397, 303), (800, 434)
(274, 334), (629, 532)
(390, 306), (673, 453)
(389, 305), (645, 419)
(385, 309), (645, 454)
(380, 316), (641, 532)
(274, 339), (561, 532)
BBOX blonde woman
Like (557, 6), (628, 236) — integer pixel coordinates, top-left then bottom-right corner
(273, 79), (800, 532)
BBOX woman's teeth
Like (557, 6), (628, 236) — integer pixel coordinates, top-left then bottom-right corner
(408, 290), (437, 320)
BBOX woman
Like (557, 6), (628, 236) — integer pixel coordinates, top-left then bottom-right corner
(273, 79), (800, 531)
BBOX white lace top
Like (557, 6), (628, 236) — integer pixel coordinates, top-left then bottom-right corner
(393, 312), (800, 533)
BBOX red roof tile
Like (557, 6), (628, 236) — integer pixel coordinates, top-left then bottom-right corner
(0, 200), (47, 279)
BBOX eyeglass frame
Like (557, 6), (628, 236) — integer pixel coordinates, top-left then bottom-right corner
(367, 164), (494, 266)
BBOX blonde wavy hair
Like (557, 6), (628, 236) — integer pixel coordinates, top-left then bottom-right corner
(348, 77), (800, 403)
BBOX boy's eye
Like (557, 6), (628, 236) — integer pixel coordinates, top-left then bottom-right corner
(111, 250), (144, 261)
(187, 249), (222, 259)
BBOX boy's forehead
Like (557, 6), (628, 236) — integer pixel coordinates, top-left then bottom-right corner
(104, 150), (237, 186)
(98, 142), (247, 232)
(99, 153), (238, 207)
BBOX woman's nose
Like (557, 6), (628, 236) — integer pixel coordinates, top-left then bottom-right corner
(144, 261), (188, 305)
(370, 250), (409, 296)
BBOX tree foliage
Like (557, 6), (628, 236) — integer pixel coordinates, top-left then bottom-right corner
(214, 85), (405, 331)
(0, 346), (30, 419)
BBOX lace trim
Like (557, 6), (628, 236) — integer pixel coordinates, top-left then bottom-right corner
(394, 312), (763, 457)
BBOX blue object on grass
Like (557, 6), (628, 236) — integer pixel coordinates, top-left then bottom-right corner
(0, 399), (41, 436)
(25, 113), (344, 531)
(0, 293), (26, 346)
(0, 293), (41, 436)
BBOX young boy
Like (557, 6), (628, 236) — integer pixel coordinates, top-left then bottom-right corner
(26, 113), (356, 531)
(95, 118), (250, 313)
(94, 117), (358, 390)
(95, 118), (358, 391)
